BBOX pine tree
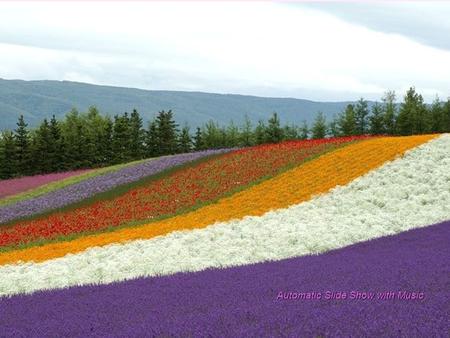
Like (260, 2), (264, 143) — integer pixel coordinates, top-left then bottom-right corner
(311, 112), (327, 139)
(283, 123), (298, 140)
(193, 127), (204, 151)
(396, 87), (428, 135)
(443, 98), (450, 132)
(354, 98), (369, 135)
(369, 102), (385, 135)
(34, 119), (53, 173)
(60, 108), (84, 169)
(254, 120), (266, 145)
(226, 121), (240, 147)
(240, 115), (254, 147)
(337, 104), (357, 136)
(14, 115), (30, 176)
(429, 96), (444, 133)
(112, 113), (132, 164)
(146, 119), (159, 157)
(49, 115), (64, 172)
(202, 120), (221, 149)
(102, 117), (114, 165)
(265, 112), (283, 143)
(129, 109), (145, 160)
(299, 120), (309, 140)
(156, 110), (179, 155)
(0, 131), (16, 179)
(328, 116), (339, 137)
(382, 91), (397, 135)
(178, 125), (192, 153)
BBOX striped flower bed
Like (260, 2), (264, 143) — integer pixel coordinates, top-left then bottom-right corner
(0, 221), (447, 337)
(0, 158), (153, 207)
(0, 136), (362, 250)
(0, 169), (92, 199)
(0, 134), (448, 336)
(0, 149), (230, 224)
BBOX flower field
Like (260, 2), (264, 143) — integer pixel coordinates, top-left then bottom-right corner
(0, 168), (92, 199)
(0, 134), (448, 336)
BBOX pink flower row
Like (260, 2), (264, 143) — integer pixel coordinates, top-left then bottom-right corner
(0, 169), (92, 199)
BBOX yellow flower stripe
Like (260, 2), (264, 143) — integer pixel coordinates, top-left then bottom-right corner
(0, 134), (436, 266)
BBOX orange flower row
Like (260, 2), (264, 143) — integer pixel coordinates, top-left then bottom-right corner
(0, 134), (436, 266)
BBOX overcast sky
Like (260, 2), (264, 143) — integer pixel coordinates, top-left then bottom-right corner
(0, 1), (449, 102)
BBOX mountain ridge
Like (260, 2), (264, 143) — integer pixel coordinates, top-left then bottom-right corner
(0, 78), (358, 130)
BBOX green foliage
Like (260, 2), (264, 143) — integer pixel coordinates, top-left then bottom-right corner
(382, 90), (397, 135)
(265, 112), (283, 143)
(0, 131), (16, 179)
(299, 120), (309, 140)
(0, 85), (448, 180)
(397, 87), (428, 135)
(369, 103), (385, 135)
(311, 112), (327, 139)
(337, 104), (357, 136)
(155, 110), (179, 155)
(354, 98), (369, 135)
(178, 125), (192, 153)
(14, 115), (30, 176)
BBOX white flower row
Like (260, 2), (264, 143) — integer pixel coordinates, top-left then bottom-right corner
(1, 135), (449, 297)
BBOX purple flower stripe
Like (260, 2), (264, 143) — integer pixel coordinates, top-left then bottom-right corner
(0, 220), (448, 337)
(0, 169), (92, 198)
(0, 149), (231, 224)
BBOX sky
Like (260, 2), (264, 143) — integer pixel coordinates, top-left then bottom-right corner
(0, 1), (449, 102)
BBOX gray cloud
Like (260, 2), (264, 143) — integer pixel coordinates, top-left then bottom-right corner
(302, 2), (450, 51)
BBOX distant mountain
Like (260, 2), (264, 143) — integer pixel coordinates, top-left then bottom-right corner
(0, 78), (357, 130)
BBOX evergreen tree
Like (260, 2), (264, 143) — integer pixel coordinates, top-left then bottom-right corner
(429, 96), (444, 133)
(240, 115), (254, 147)
(354, 98), (369, 135)
(48, 115), (64, 172)
(202, 120), (221, 149)
(178, 125), (192, 153)
(34, 119), (53, 173)
(254, 120), (266, 145)
(112, 113), (132, 164)
(396, 87), (428, 135)
(311, 112), (327, 139)
(129, 109), (145, 160)
(283, 123), (298, 140)
(102, 117), (114, 165)
(265, 112), (283, 143)
(14, 115), (31, 176)
(226, 121), (240, 147)
(337, 104), (357, 136)
(146, 119), (159, 157)
(443, 98), (450, 132)
(382, 90), (397, 135)
(60, 109), (85, 169)
(299, 120), (309, 140)
(0, 131), (16, 179)
(156, 110), (178, 154)
(369, 102), (385, 135)
(193, 127), (204, 151)
(328, 116), (339, 137)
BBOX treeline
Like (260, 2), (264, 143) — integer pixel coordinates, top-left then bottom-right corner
(1, 87), (449, 179)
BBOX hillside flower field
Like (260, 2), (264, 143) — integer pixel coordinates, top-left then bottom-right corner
(0, 133), (448, 336)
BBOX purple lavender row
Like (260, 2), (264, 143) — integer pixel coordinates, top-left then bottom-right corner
(0, 149), (232, 224)
(1, 220), (448, 337)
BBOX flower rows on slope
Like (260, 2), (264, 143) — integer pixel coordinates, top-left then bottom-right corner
(0, 136), (365, 249)
(0, 134), (437, 265)
(0, 149), (230, 224)
(0, 169), (92, 199)
(0, 134), (447, 294)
